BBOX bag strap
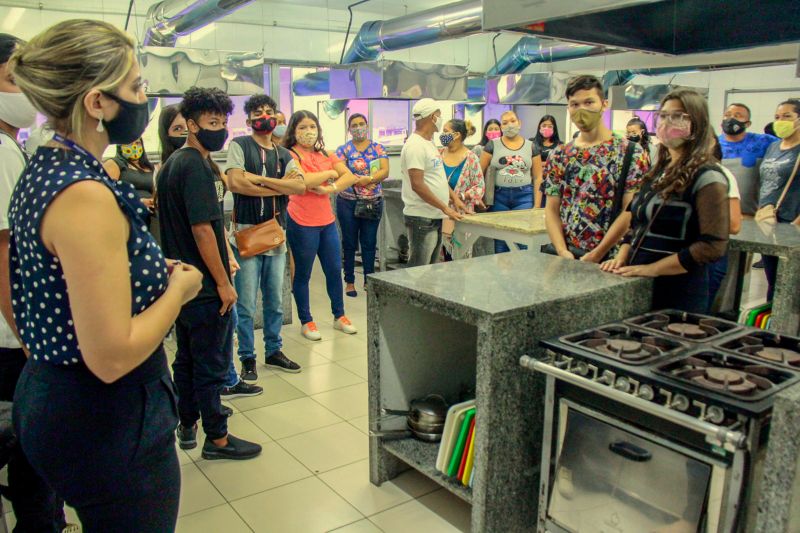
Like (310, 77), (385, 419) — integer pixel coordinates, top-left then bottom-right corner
(610, 140), (637, 222)
(775, 152), (800, 214)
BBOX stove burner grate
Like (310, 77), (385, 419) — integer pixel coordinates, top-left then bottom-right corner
(626, 310), (741, 343)
(560, 324), (687, 365)
(654, 351), (798, 401)
(716, 331), (800, 369)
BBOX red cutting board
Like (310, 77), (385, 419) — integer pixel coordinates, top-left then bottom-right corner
(458, 417), (476, 481)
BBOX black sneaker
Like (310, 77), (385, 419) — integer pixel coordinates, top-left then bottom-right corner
(177, 424), (197, 450)
(220, 381), (264, 399)
(222, 405), (234, 417)
(240, 358), (258, 382)
(201, 434), (262, 461)
(265, 351), (301, 374)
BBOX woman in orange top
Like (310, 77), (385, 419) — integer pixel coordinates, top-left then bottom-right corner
(284, 110), (359, 341)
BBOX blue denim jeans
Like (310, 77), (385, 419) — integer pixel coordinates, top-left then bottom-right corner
(225, 305), (240, 388)
(336, 196), (382, 284)
(287, 215), (345, 324)
(491, 185), (534, 253)
(404, 215), (443, 267)
(232, 247), (286, 362)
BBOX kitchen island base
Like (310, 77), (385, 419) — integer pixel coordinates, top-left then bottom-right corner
(367, 253), (652, 532)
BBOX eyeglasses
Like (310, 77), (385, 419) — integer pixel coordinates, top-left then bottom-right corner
(656, 112), (691, 125)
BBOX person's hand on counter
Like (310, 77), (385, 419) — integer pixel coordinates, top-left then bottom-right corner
(443, 207), (463, 221)
(557, 249), (576, 260)
(452, 195), (466, 214)
(579, 249), (604, 264)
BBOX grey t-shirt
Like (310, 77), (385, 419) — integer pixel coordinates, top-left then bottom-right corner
(758, 142), (800, 223)
(484, 138), (540, 188)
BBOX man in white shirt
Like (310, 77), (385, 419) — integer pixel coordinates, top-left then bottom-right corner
(401, 98), (464, 267)
(0, 32), (71, 532)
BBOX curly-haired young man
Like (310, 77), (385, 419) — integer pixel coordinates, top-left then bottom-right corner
(157, 86), (262, 460)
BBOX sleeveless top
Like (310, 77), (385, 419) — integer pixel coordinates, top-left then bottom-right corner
(485, 137), (539, 188)
(9, 147), (169, 366)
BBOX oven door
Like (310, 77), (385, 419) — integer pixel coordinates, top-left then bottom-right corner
(546, 400), (716, 533)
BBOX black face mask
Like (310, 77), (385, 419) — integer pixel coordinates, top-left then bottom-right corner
(168, 135), (187, 150)
(627, 134), (641, 143)
(194, 126), (228, 152)
(101, 91), (150, 145)
(251, 116), (277, 134)
(722, 117), (747, 135)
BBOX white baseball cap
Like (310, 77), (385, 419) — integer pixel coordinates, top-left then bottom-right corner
(411, 98), (440, 120)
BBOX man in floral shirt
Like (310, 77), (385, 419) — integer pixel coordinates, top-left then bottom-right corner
(544, 75), (649, 262)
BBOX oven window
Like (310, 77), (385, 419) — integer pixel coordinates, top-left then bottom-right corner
(549, 409), (711, 533)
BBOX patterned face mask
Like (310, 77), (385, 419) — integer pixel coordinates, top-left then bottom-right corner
(121, 142), (143, 160)
(350, 126), (368, 142)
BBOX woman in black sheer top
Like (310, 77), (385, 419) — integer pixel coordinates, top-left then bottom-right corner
(601, 88), (729, 313)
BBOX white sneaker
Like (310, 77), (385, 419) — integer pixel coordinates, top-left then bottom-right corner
(334, 316), (358, 335)
(301, 322), (322, 341)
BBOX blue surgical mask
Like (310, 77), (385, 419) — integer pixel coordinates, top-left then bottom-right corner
(273, 124), (287, 137)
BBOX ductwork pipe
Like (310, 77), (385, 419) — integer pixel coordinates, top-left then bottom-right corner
(487, 36), (608, 76)
(341, 0), (482, 64)
(143, 0), (255, 47)
(293, 0), (482, 100)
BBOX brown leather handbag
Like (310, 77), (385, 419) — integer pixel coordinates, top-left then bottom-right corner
(233, 197), (285, 258)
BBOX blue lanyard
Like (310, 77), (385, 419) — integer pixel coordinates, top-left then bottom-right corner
(51, 133), (105, 170)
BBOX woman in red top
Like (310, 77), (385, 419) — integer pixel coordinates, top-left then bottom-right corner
(284, 110), (359, 341)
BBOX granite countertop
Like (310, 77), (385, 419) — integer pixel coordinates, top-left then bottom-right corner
(730, 220), (800, 255)
(458, 208), (547, 234)
(369, 252), (651, 319)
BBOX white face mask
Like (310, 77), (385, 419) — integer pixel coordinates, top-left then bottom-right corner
(434, 115), (443, 132)
(0, 91), (37, 129)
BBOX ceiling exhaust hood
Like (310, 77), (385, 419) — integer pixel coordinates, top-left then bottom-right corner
(482, 0), (800, 55)
(485, 72), (573, 105)
(139, 47), (268, 96)
(609, 83), (709, 110)
(328, 60), (469, 101)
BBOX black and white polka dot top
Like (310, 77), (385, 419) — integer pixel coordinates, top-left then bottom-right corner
(8, 147), (169, 366)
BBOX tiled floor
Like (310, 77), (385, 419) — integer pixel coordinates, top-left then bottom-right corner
(2, 266), (469, 533)
(3, 256), (776, 532)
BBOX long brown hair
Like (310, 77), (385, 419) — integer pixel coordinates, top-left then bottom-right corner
(648, 88), (715, 197)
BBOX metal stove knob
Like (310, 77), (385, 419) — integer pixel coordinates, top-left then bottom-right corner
(614, 377), (631, 393)
(637, 384), (655, 401)
(595, 370), (614, 385)
(572, 361), (589, 376)
(671, 394), (689, 412)
(706, 406), (725, 425)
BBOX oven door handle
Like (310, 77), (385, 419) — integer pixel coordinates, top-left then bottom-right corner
(520, 356), (747, 450)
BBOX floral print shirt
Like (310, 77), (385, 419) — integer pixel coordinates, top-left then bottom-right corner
(440, 148), (485, 213)
(335, 140), (388, 200)
(544, 135), (648, 251)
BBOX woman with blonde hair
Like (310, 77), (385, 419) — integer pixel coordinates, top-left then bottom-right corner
(7, 19), (202, 530)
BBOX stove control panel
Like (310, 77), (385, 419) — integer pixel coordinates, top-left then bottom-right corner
(546, 350), (738, 426)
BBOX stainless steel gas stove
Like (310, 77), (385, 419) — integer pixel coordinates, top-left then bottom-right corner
(521, 310), (799, 533)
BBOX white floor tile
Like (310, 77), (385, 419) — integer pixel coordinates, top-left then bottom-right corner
(319, 459), (440, 516)
(232, 477), (363, 533)
(280, 337), (336, 367)
(277, 363), (363, 396)
(244, 397), (343, 440)
(278, 422), (368, 474)
(336, 357), (369, 380)
(347, 415), (369, 435)
(178, 463), (226, 517)
(311, 336), (368, 362)
(311, 382), (369, 420)
(369, 490), (470, 533)
(176, 504), (252, 533)
(327, 519), (384, 533)
(197, 442), (313, 501)
(227, 375), (306, 412)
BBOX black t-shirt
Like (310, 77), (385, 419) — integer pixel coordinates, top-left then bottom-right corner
(157, 147), (230, 308)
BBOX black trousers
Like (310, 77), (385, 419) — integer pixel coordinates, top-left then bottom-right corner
(1, 347), (66, 533)
(13, 350), (180, 532)
(173, 301), (232, 440)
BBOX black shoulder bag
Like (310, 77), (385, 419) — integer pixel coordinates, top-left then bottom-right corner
(541, 140), (637, 258)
